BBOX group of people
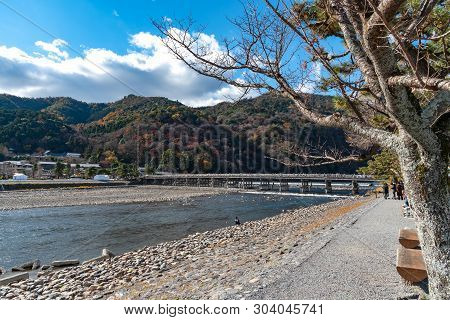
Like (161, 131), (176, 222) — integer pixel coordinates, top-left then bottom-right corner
(383, 180), (406, 200)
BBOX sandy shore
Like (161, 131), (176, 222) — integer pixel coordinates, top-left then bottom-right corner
(0, 196), (384, 300)
(0, 186), (230, 210)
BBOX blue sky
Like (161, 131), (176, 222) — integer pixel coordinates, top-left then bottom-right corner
(0, 0), (325, 106)
(0, 0), (242, 55)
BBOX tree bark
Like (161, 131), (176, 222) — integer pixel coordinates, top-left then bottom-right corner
(397, 137), (450, 299)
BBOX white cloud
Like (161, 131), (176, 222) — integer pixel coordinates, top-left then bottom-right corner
(130, 32), (161, 50)
(34, 39), (69, 60)
(298, 61), (321, 93)
(0, 31), (246, 107)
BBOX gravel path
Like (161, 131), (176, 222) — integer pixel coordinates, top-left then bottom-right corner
(0, 186), (229, 210)
(248, 198), (418, 299)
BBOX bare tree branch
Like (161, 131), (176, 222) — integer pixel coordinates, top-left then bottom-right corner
(403, 0), (441, 39)
(265, 154), (360, 167)
(388, 75), (450, 91)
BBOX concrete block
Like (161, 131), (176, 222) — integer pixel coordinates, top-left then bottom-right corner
(0, 272), (29, 286)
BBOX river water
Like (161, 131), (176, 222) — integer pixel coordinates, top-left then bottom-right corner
(0, 193), (334, 270)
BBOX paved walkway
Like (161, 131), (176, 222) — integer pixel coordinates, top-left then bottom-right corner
(250, 198), (418, 299)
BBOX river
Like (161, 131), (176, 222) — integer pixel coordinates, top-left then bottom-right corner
(0, 193), (335, 270)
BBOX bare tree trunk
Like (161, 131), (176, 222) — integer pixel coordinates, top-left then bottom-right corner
(398, 138), (450, 299)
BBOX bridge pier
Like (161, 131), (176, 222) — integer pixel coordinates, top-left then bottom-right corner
(325, 180), (332, 194)
(260, 179), (270, 191)
(300, 179), (310, 193)
(241, 180), (253, 189)
(198, 178), (210, 187)
(227, 179), (239, 188)
(279, 179), (289, 192)
(212, 178), (226, 188)
(173, 178), (186, 186)
(352, 180), (359, 195)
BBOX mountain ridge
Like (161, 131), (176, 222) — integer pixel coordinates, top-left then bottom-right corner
(0, 93), (363, 173)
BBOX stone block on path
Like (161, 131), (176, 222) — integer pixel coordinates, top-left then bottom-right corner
(396, 246), (427, 283)
(51, 260), (80, 267)
(399, 228), (420, 249)
(0, 272), (29, 286)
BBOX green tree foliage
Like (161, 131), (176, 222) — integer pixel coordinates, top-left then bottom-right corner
(178, 151), (193, 173)
(0, 107), (78, 154)
(111, 162), (139, 179)
(54, 161), (65, 178)
(144, 163), (155, 175)
(32, 163), (38, 178)
(357, 150), (401, 180)
(63, 163), (72, 177)
(158, 149), (177, 172)
(85, 167), (98, 179)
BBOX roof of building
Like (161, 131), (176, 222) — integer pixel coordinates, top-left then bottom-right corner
(65, 153), (81, 157)
(70, 163), (100, 168)
(0, 161), (32, 166)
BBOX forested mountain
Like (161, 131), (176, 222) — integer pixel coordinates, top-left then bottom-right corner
(0, 107), (78, 153)
(0, 94), (108, 124)
(0, 93), (365, 173)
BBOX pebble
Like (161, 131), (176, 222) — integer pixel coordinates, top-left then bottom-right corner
(248, 277), (260, 284)
(1, 197), (360, 300)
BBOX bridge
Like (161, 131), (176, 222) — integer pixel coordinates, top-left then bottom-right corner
(138, 174), (379, 195)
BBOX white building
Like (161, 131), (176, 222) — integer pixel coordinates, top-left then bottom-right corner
(93, 174), (110, 181)
(65, 153), (82, 158)
(12, 173), (28, 181)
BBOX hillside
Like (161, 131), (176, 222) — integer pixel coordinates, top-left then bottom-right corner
(0, 93), (364, 173)
(0, 94), (108, 124)
(0, 107), (80, 154)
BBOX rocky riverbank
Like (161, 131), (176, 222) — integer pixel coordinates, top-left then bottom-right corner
(0, 185), (230, 210)
(0, 196), (373, 300)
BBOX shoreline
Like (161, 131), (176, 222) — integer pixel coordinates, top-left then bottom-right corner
(0, 196), (372, 300)
(0, 185), (232, 211)
(0, 185), (352, 211)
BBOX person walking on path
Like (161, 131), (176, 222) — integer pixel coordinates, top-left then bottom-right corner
(397, 182), (404, 200)
(383, 183), (389, 199)
(391, 181), (397, 200)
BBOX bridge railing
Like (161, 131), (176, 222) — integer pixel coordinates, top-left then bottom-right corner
(141, 173), (376, 181)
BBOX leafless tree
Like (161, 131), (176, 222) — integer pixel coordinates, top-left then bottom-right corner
(266, 139), (361, 167)
(154, 0), (450, 298)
